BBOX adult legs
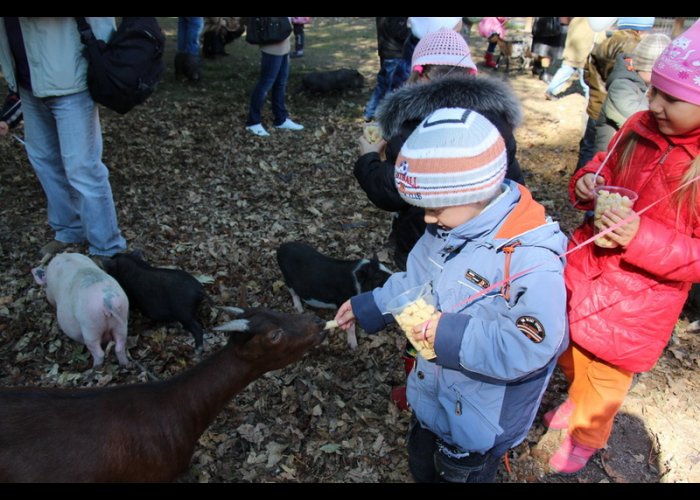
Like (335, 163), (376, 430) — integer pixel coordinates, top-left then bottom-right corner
(21, 89), (126, 256)
(246, 52), (286, 126)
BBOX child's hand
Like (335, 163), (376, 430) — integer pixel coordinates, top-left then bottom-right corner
(359, 135), (386, 156)
(600, 207), (640, 247)
(0, 121), (9, 137)
(410, 312), (442, 348)
(334, 300), (356, 332)
(575, 173), (605, 201)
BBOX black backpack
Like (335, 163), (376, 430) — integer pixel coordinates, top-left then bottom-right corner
(75, 17), (165, 114)
(245, 17), (292, 45)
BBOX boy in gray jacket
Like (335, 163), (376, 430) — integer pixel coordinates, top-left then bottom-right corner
(335, 107), (568, 482)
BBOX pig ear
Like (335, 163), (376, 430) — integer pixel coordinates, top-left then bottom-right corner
(213, 319), (250, 332)
(31, 267), (47, 286)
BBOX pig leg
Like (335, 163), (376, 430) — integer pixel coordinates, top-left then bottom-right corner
(346, 323), (358, 350)
(181, 318), (204, 353)
(84, 338), (106, 368)
(288, 288), (304, 313)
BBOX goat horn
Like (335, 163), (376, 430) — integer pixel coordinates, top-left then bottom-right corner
(213, 319), (250, 332)
(217, 306), (246, 316)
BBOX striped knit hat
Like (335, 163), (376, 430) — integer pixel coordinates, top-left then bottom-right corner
(395, 108), (507, 208)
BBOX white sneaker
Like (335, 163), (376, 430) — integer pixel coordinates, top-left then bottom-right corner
(274, 118), (304, 131)
(246, 124), (270, 137)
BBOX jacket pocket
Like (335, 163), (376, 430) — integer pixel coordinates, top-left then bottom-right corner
(440, 384), (504, 453)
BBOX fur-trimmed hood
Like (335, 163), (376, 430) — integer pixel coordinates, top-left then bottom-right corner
(375, 75), (523, 138)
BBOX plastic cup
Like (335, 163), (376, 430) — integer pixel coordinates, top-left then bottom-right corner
(386, 283), (438, 360)
(362, 122), (382, 144)
(593, 185), (638, 248)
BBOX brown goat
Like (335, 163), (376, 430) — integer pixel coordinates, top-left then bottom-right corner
(0, 308), (326, 482)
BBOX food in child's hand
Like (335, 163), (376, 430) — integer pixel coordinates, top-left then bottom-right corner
(593, 189), (635, 248)
(363, 124), (382, 144)
(324, 320), (339, 330)
(394, 298), (437, 360)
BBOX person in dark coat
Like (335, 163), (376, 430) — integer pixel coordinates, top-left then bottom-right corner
(353, 29), (526, 412)
(363, 17), (410, 121)
(355, 28), (525, 272)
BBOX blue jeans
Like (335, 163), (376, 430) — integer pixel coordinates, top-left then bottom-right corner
(177, 17), (203, 56)
(546, 62), (589, 99)
(364, 57), (410, 120)
(19, 88), (127, 256)
(247, 52), (290, 126)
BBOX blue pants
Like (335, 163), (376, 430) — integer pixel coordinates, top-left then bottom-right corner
(177, 17), (203, 56)
(19, 88), (126, 256)
(407, 415), (501, 483)
(364, 57), (410, 120)
(246, 52), (290, 126)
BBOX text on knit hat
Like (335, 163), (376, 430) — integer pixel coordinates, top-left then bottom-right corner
(395, 108), (507, 208)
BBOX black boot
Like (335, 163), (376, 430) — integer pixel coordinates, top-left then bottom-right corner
(174, 53), (187, 79)
(182, 53), (202, 83)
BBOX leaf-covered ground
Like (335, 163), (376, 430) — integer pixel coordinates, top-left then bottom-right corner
(1, 18), (699, 483)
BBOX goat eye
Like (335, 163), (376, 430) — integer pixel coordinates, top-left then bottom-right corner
(269, 329), (284, 343)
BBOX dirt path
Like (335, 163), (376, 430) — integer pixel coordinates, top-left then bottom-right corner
(0, 18), (699, 483)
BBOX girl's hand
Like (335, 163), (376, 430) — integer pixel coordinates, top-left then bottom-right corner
(600, 207), (640, 247)
(410, 312), (442, 348)
(334, 300), (356, 331)
(359, 136), (386, 156)
(575, 173), (605, 201)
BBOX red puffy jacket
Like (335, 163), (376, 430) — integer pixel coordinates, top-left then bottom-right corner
(566, 111), (700, 373)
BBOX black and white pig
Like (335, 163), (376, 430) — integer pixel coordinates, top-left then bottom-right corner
(102, 251), (208, 352)
(301, 69), (365, 93)
(276, 241), (392, 348)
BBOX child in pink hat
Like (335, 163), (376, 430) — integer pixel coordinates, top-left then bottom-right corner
(546, 19), (700, 475)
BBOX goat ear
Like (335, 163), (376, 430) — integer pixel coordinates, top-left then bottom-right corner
(31, 267), (47, 286)
(218, 306), (246, 317)
(213, 319), (250, 332)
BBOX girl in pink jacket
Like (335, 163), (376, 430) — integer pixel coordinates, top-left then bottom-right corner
(291, 17), (311, 58)
(478, 17), (507, 68)
(546, 19), (700, 475)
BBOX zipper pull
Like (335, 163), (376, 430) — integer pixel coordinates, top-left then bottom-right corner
(659, 144), (674, 165)
(455, 400), (462, 416)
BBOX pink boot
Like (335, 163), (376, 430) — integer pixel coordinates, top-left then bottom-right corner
(543, 398), (575, 430)
(549, 434), (598, 474)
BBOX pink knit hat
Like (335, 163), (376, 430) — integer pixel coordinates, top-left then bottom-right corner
(411, 28), (478, 74)
(651, 19), (700, 106)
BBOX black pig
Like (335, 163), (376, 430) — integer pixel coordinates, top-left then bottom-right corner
(102, 251), (207, 351)
(301, 69), (365, 93)
(276, 241), (392, 348)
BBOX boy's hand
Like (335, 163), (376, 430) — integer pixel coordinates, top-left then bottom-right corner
(334, 300), (356, 331)
(410, 312), (442, 348)
(0, 121), (9, 137)
(359, 136), (386, 156)
(575, 173), (605, 201)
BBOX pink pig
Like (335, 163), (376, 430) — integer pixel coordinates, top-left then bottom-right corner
(32, 253), (130, 367)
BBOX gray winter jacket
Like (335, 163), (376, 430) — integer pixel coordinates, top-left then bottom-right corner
(594, 54), (648, 153)
(351, 180), (568, 456)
